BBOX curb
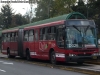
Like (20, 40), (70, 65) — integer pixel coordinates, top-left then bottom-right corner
(85, 60), (100, 65)
(6, 58), (100, 75)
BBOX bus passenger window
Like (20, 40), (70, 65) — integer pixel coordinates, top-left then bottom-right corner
(40, 28), (43, 40)
(12, 33), (14, 42)
(49, 35), (54, 40)
(15, 33), (18, 41)
(42, 28), (46, 40)
(47, 26), (56, 40)
(35, 30), (38, 41)
(58, 35), (64, 47)
(8, 33), (10, 42)
(29, 30), (34, 41)
(5, 34), (8, 42)
(57, 26), (65, 48)
(3, 34), (7, 42)
(10, 33), (13, 42)
(40, 28), (47, 40)
(24, 31), (29, 41)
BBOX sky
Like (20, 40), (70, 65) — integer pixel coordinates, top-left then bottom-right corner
(0, 3), (37, 16)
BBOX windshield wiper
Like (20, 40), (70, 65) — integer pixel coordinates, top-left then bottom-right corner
(85, 25), (90, 33)
(73, 25), (81, 32)
(84, 25), (90, 35)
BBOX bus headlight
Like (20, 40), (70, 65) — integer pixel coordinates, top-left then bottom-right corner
(92, 53), (98, 56)
(69, 54), (76, 56)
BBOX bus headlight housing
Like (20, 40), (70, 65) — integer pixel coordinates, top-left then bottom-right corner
(92, 53), (98, 56)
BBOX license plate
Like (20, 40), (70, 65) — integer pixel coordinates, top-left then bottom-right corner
(93, 56), (97, 59)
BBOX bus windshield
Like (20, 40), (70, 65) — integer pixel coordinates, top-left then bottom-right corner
(65, 26), (97, 48)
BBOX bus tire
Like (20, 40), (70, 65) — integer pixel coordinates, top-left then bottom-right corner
(26, 50), (31, 61)
(7, 49), (11, 58)
(50, 51), (56, 64)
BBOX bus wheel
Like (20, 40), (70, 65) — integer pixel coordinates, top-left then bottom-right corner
(7, 50), (11, 58)
(26, 50), (31, 61)
(7, 52), (10, 58)
(7, 50), (15, 58)
(50, 51), (56, 64)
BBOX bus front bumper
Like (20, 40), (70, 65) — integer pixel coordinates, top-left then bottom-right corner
(65, 55), (98, 62)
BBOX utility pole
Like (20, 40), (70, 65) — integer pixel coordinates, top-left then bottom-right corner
(29, 0), (33, 23)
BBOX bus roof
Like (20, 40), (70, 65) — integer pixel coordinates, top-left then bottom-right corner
(2, 12), (86, 31)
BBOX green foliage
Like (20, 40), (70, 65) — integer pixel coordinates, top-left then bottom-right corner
(1, 3), (13, 28)
(0, 3), (30, 28)
(32, 0), (77, 22)
(35, 0), (50, 21)
(0, 13), (3, 27)
(1, 0), (100, 33)
(72, 0), (100, 33)
(14, 14), (29, 26)
(72, 0), (87, 18)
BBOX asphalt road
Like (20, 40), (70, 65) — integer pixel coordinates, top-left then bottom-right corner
(0, 58), (87, 75)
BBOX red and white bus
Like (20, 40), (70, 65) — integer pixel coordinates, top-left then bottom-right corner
(1, 12), (99, 64)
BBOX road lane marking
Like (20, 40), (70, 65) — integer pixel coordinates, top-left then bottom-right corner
(0, 61), (3, 62)
(0, 61), (13, 65)
(0, 69), (6, 72)
(3, 62), (13, 65)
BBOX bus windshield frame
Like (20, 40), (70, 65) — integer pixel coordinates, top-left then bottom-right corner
(65, 20), (97, 49)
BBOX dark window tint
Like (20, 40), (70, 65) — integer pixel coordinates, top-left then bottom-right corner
(24, 31), (29, 41)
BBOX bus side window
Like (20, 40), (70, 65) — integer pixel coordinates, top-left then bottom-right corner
(2, 34), (4, 42)
(10, 33), (13, 42)
(8, 33), (10, 42)
(40, 28), (47, 40)
(5, 34), (7, 42)
(35, 30), (38, 41)
(24, 31), (29, 41)
(57, 26), (65, 48)
(29, 30), (34, 41)
(14, 32), (16, 41)
(15, 32), (18, 41)
(42, 28), (46, 40)
(3, 34), (7, 42)
(43, 28), (48, 40)
(12, 33), (14, 42)
(40, 29), (42, 40)
(47, 26), (56, 40)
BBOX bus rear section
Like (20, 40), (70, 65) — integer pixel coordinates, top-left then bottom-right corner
(2, 30), (18, 57)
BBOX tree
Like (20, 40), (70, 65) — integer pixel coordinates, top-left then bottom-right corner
(50, 0), (77, 17)
(32, 0), (77, 22)
(0, 13), (3, 28)
(72, 0), (100, 35)
(1, 3), (14, 28)
(72, 0), (87, 17)
(13, 14), (29, 26)
(92, 0), (100, 32)
(35, 0), (50, 21)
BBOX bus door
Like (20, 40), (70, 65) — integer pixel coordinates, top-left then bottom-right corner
(34, 29), (39, 58)
(17, 28), (24, 57)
